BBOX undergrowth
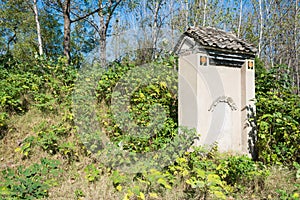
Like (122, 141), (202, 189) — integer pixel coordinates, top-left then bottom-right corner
(0, 56), (299, 199)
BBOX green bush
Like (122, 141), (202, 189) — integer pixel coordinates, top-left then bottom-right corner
(0, 56), (77, 114)
(255, 58), (300, 165)
(116, 147), (271, 199)
(0, 70), (39, 113)
(15, 121), (79, 162)
(0, 158), (61, 200)
(216, 155), (268, 189)
(96, 56), (178, 153)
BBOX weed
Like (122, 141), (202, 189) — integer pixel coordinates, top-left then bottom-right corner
(0, 158), (61, 200)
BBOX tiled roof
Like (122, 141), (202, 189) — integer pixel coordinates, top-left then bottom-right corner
(184, 27), (257, 54)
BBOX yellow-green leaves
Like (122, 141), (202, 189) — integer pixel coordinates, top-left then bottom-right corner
(84, 164), (100, 182)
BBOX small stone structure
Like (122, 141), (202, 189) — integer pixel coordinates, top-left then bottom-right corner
(175, 27), (257, 155)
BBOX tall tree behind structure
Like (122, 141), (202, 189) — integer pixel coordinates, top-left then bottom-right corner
(32, 0), (43, 55)
(237, 0), (243, 37)
(129, 0), (173, 61)
(248, 0), (300, 92)
(258, 0), (263, 58)
(0, 0), (38, 61)
(295, 0), (299, 93)
(52, 0), (71, 62)
(45, 0), (100, 63)
(96, 0), (123, 67)
(150, 0), (164, 51)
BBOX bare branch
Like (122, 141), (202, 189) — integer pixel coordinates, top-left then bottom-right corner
(71, 8), (100, 23)
(104, 0), (122, 34)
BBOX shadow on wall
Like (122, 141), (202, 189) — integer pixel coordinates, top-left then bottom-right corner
(246, 104), (257, 160)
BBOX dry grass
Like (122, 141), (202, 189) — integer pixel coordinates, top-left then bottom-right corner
(46, 158), (121, 200)
(234, 166), (299, 200)
(0, 108), (57, 170)
(0, 108), (121, 200)
(1, 108), (299, 200)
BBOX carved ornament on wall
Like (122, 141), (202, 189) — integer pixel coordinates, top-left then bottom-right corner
(208, 96), (238, 112)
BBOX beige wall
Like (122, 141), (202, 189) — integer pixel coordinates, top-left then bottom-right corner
(178, 53), (198, 130)
(241, 61), (256, 155)
(178, 52), (255, 155)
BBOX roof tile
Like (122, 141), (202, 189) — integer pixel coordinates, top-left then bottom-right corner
(185, 27), (257, 54)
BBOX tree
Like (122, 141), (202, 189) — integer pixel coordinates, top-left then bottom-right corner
(57, 0), (71, 61)
(45, 0), (99, 63)
(96, 0), (122, 67)
(237, 0), (243, 37)
(257, 0), (299, 93)
(295, 0), (299, 93)
(0, 0), (37, 61)
(32, 0), (43, 55)
(258, 0), (263, 57)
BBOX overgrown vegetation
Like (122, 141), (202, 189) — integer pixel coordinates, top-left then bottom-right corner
(255, 58), (300, 165)
(97, 56), (179, 153)
(1, 158), (61, 199)
(0, 55), (299, 199)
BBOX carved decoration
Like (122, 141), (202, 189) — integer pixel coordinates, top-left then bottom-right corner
(208, 96), (238, 112)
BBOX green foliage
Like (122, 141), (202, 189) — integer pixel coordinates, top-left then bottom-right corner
(123, 189), (146, 200)
(1, 48), (299, 200)
(167, 149), (230, 199)
(255, 58), (300, 165)
(0, 56), (77, 114)
(14, 121), (80, 163)
(0, 1), (64, 62)
(84, 164), (101, 182)
(186, 171), (226, 200)
(216, 155), (268, 186)
(97, 61), (134, 104)
(58, 141), (78, 161)
(97, 56), (178, 153)
(36, 124), (69, 155)
(276, 189), (300, 200)
(294, 162), (300, 179)
(0, 55), (78, 161)
(0, 158), (61, 200)
(74, 189), (85, 199)
(15, 136), (36, 159)
(110, 170), (128, 189)
(164, 148), (269, 199)
(119, 167), (173, 199)
(105, 147), (271, 200)
(0, 69), (39, 113)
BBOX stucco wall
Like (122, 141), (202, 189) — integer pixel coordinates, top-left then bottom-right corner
(178, 52), (255, 154)
(197, 64), (242, 152)
(178, 53), (198, 130)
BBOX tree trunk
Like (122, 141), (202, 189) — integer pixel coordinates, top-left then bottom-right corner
(185, 0), (189, 29)
(62, 0), (71, 63)
(203, 0), (207, 27)
(258, 0), (263, 58)
(170, 0), (174, 47)
(295, 0), (299, 94)
(96, 0), (122, 67)
(237, 0), (242, 37)
(152, 1), (160, 52)
(99, 4), (106, 68)
(33, 0), (43, 55)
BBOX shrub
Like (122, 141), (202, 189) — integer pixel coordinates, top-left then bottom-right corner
(0, 56), (77, 114)
(96, 56), (178, 153)
(0, 158), (61, 199)
(255, 59), (300, 165)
